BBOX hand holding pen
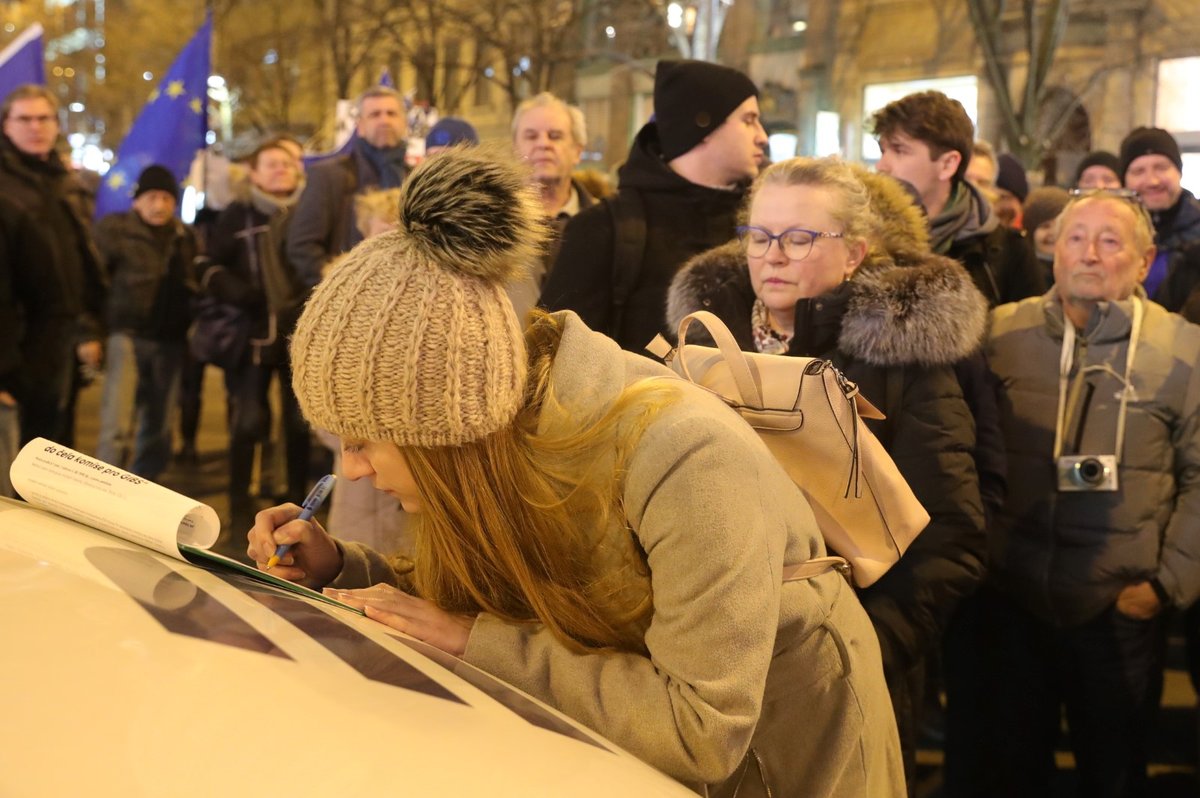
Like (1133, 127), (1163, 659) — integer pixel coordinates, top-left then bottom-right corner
(266, 474), (337, 570)
(247, 497), (343, 588)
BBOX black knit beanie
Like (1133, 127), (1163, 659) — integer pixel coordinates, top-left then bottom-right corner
(135, 165), (180, 200)
(1119, 127), (1182, 177)
(654, 59), (758, 161)
(996, 153), (1029, 202)
(1073, 151), (1121, 187)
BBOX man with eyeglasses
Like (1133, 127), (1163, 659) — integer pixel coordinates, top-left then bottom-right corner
(0, 84), (104, 448)
(981, 189), (1200, 797)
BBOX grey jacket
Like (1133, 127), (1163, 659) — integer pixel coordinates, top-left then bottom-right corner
(987, 292), (1200, 624)
(333, 312), (905, 797)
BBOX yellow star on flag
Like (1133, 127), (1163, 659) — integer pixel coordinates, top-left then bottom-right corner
(106, 171), (126, 190)
(189, 97), (202, 114)
(149, 89), (160, 102)
(166, 80), (186, 99)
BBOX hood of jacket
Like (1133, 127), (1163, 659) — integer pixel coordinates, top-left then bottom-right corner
(617, 121), (751, 199)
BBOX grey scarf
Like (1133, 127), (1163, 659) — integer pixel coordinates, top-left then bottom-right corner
(929, 180), (999, 254)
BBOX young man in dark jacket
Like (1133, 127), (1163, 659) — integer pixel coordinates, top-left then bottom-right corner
(93, 166), (196, 480)
(870, 90), (1043, 307)
(541, 59), (767, 352)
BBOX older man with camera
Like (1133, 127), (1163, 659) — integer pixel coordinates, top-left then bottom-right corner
(981, 189), (1200, 797)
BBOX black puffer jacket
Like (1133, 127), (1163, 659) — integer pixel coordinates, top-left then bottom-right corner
(93, 211), (197, 341)
(541, 122), (746, 352)
(666, 172), (989, 678)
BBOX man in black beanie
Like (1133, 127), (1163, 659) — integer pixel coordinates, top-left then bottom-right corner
(1120, 126), (1200, 301)
(93, 164), (197, 480)
(541, 59), (766, 351)
(994, 152), (1028, 229)
(1074, 150), (1122, 189)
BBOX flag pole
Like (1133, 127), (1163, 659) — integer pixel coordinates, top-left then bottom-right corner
(200, 0), (213, 212)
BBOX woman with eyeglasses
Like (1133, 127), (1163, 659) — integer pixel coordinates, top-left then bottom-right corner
(668, 156), (989, 794)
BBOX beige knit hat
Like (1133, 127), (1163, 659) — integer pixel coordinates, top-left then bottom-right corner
(290, 147), (548, 448)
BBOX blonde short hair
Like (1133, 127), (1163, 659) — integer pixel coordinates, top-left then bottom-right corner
(744, 156), (880, 248)
(354, 188), (402, 238)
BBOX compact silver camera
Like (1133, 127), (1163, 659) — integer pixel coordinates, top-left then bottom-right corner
(1056, 455), (1119, 492)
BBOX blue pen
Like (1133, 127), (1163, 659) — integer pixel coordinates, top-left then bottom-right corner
(265, 474), (336, 570)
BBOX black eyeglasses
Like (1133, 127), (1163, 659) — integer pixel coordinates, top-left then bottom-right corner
(736, 225), (844, 261)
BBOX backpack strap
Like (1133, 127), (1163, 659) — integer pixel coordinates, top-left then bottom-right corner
(607, 188), (647, 340)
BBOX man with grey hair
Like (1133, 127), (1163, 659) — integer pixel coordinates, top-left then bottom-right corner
(512, 92), (591, 219)
(286, 86), (408, 287)
(507, 92), (595, 316)
(979, 190), (1200, 795)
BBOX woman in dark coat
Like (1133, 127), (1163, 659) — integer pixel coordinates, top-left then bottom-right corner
(667, 157), (989, 794)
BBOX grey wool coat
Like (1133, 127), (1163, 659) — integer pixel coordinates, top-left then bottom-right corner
(333, 312), (905, 797)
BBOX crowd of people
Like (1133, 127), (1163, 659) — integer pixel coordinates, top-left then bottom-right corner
(3, 56), (1200, 797)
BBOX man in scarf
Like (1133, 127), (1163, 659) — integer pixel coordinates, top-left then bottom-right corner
(871, 90), (1043, 307)
(286, 87), (408, 287)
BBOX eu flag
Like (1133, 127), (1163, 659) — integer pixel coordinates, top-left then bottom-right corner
(95, 16), (211, 219)
(0, 24), (45, 101)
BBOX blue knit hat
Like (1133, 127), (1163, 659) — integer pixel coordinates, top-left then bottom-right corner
(426, 117), (479, 150)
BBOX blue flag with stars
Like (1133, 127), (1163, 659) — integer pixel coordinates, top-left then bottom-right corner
(0, 24), (45, 100)
(95, 16), (210, 219)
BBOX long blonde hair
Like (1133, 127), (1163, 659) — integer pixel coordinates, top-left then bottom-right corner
(401, 311), (679, 653)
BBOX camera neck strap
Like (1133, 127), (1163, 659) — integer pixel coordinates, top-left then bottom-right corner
(1053, 296), (1143, 462)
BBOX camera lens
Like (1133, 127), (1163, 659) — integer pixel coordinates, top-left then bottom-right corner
(1073, 458), (1107, 486)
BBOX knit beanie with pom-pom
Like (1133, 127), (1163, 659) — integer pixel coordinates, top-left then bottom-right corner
(290, 146), (549, 448)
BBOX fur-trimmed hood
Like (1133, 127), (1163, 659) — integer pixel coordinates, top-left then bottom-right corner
(667, 220), (988, 369)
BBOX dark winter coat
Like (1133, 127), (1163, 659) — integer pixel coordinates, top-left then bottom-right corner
(947, 221), (1044, 307)
(667, 239), (988, 679)
(1149, 193), (1200, 320)
(0, 195), (64, 403)
(93, 211), (197, 341)
(540, 122), (746, 352)
(0, 134), (104, 344)
(286, 145), (404, 288)
(1151, 188), (1200, 256)
(202, 185), (307, 365)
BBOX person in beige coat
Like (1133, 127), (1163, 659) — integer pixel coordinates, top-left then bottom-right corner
(246, 149), (904, 796)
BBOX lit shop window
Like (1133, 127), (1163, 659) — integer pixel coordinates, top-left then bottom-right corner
(1157, 58), (1200, 197)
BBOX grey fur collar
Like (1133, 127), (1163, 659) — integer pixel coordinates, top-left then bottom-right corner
(667, 243), (988, 367)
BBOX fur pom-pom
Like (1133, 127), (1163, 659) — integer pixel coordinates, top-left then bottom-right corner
(849, 164), (931, 267)
(398, 144), (549, 283)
